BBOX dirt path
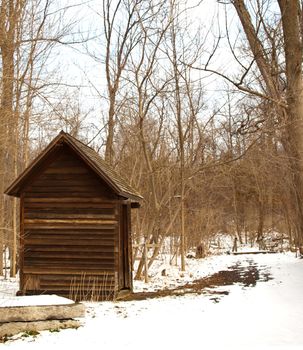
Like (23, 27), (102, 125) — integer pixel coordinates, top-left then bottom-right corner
(123, 258), (273, 301)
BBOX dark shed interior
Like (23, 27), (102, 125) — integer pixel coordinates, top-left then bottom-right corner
(5, 131), (142, 301)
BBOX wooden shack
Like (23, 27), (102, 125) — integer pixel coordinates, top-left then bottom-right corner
(5, 131), (142, 301)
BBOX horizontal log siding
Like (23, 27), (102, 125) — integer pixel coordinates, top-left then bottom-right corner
(22, 148), (120, 301)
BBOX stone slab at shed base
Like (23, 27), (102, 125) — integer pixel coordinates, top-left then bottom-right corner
(0, 295), (85, 340)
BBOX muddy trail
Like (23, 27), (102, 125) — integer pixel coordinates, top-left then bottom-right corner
(123, 259), (273, 302)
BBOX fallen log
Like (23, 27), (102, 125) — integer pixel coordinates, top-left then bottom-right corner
(232, 251), (277, 255)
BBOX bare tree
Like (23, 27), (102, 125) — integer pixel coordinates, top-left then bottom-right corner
(230, 0), (303, 246)
(0, 0), (26, 276)
(101, 0), (148, 164)
(0, 0), (89, 276)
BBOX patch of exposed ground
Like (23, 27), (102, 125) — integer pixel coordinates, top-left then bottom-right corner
(123, 258), (273, 302)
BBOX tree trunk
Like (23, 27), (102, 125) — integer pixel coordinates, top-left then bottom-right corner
(104, 92), (115, 165)
(278, 0), (303, 245)
(257, 201), (264, 242)
(232, 0), (303, 246)
(170, 0), (186, 271)
(0, 33), (15, 278)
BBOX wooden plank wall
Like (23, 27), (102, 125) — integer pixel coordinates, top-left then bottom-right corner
(21, 147), (120, 301)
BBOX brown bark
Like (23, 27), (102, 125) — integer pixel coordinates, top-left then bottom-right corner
(103, 0), (142, 165)
(0, 0), (19, 276)
(232, 0), (281, 101)
(170, 0), (186, 271)
(232, 0), (303, 245)
(278, 0), (303, 245)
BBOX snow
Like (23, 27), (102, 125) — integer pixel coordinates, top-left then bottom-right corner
(0, 295), (74, 308)
(0, 278), (18, 300)
(1, 252), (303, 349)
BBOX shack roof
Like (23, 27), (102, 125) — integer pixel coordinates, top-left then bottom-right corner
(5, 131), (143, 202)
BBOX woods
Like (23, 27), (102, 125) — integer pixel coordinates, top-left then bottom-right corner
(0, 0), (303, 279)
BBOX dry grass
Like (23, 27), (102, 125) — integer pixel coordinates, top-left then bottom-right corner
(69, 273), (117, 301)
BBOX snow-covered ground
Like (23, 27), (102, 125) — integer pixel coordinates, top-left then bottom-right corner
(0, 295), (74, 308)
(1, 252), (303, 349)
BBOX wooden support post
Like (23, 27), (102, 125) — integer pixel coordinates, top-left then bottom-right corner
(10, 197), (17, 277)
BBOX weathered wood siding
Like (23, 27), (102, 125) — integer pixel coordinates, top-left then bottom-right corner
(21, 147), (120, 300)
